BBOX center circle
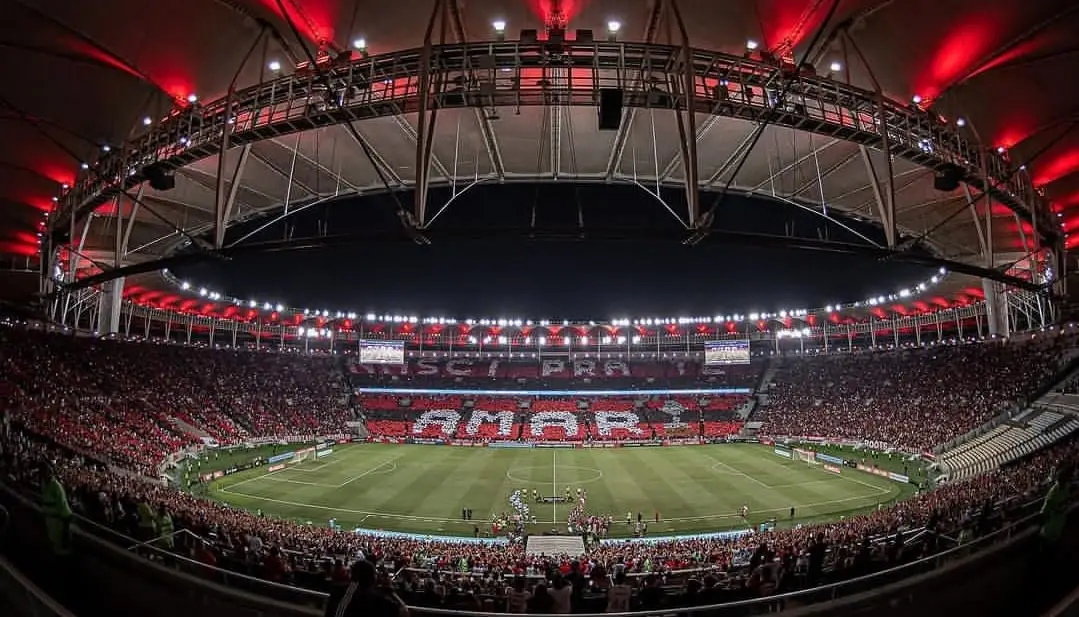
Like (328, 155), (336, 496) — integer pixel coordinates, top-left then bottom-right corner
(505, 465), (605, 485)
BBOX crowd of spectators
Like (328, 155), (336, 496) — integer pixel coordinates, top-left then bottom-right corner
(2, 325), (1078, 612)
(2, 424), (1074, 613)
(760, 336), (1076, 452)
(0, 327), (351, 475)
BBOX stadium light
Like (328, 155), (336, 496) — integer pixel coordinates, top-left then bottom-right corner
(607, 20), (621, 33)
(198, 287), (208, 297)
(492, 20), (506, 33)
(353, 38), (367, 51)
(617, 336), (626, 344)
(631, 335), (641, 344)
(276, 304), (283, 312)
(142, 116), (152, 126)
(829, 61), (841, 72)
(538, 336), (547, 345)
(80, 162), (89, 170)
(187, 93), (198, 103)
(745, 39), (759, 51)
(581, 336), (589, 345)
(911, 94), (922, 104)
(268, 60), (282, 72)
(956, 117), (966, 127)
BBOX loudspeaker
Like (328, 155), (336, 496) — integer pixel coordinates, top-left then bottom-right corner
(598, 88), (623, 131)
(143, 164), (175, 191)
(933, 163), (963, 192)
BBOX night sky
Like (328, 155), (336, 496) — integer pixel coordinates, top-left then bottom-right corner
(175, 183), (935, 319)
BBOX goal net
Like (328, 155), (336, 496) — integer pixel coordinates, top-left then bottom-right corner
(794, 448), (818, 465)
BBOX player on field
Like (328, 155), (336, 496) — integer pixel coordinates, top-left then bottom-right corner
(742, 504), (749, 520)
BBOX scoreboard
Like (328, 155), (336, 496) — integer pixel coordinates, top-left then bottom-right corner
(359, 340), (405, 365)
(704, 340), (750, 366)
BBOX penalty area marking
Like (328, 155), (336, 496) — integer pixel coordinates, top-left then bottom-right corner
(260, 462), (399, 488)
(705, 455), (774, 490)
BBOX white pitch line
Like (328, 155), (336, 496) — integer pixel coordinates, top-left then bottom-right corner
(659, 491), (890, 522)
(259, 476), (342, 488)
(704, 455), (773, 490)
(217, 488), (471, 523)
(552, 450), (558, 522)
(337, 456), (403, 487)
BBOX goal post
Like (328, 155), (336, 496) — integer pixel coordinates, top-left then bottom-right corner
(793, 448), (818, 465)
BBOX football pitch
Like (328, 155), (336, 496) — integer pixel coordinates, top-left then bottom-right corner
(208, 444), (911, 537)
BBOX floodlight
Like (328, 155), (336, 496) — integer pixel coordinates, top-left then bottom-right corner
(956, 117), (966, 127)
(607, 20), (621, 33)
(187, 93), (198, 103)
(353, 38), (367, 51)
(276, 304), (283, 312)
(745, 40), (759, 51)
(492, 20), (506, 33)
(268, 60), (282, 72)
(911, 94), (922, 104)
(829, 61), (841, 72)
(142, 117), (152, 126)
(101, 145), (111, 152)
(581, 336), (589, 345)
(80, 162), (89, 170)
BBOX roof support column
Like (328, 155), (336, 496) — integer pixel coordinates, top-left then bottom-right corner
(215, 27), (265, 249)
(859, 146), (896, 247)
(843, 32), (896, 248)
(415, 0), (450, 228)
(665, 0), (701, 228)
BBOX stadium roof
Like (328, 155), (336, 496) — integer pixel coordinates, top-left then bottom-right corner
(1, 0), (1075, 311)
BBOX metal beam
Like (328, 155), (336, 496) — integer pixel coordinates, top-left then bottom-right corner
(842, 167), (928, 213)
(119, 184), (144, 258)
(757, 138), (843, 192)
(268, 135), (362, 193)
(216, 143), (251, 249)
(343, 122), (404, 187)
(963, 184), (989, 259)
(249, 148), (319, 197)
(604, 0), (664, 180)
(667, 0), (700, 226)
(413, 0), (448, 227)
(859, 145), (896, 247)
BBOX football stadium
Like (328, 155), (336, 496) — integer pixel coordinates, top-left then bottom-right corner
(1, 1), (1079, 616)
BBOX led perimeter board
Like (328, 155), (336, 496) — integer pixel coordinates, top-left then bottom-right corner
(360, 340), (406, 365)
(704, 340), (751, 365)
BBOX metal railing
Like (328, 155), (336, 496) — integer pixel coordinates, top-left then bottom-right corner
(0, 556), (76, 617)
(3, 473), (1050, 617)
(408, 509), (1042, 617)
(53, 40), (1047, 235)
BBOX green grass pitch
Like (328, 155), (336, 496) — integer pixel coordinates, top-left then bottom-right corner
(208, 443), (913, 537)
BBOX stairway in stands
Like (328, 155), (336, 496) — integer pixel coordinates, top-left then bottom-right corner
(937, 364), (1079, 481)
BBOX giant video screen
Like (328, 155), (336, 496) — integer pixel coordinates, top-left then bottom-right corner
(359, 340), (406, 365)
(704, 340), (750, 365)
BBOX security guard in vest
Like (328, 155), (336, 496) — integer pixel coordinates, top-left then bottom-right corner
(137, 498), (158, 546)
(41, 462), (73, 556)
(156, 505), (175, 551)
